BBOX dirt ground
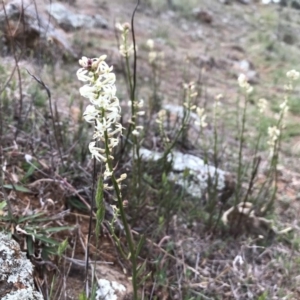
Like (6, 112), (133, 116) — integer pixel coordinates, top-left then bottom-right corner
(2, 0), (300, 299)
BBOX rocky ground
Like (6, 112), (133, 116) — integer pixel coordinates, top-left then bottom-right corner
(1, 0), (300, 299)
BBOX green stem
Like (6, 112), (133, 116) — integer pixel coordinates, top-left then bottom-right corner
(234, 93), (248, 206)
(103, 130), (138, 300)
(207, 106), (219, 228)
(162, 98), (192, 161)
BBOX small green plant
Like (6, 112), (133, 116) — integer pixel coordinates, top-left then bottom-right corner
(0, 210), (72, 260)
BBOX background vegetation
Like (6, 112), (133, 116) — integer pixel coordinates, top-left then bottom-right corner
(1, 0), (300, 299)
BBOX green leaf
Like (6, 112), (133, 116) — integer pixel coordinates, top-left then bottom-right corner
(67, 197), (89, 212)
(57, 239), (69, 257)
(43, 226), (73, 233)
(23, 161), (39, 181)
(0, 201), (7, 210)
(3, 184), (31, 193)
(18, 212), (46, 222)
(33, 235), (60, 245)
(136, 235), (146, 257)
(26, 236), (34, 256)
(136, 260), (147, 278)
(78, 292), (89, 300)
(0, 215), (11, 221)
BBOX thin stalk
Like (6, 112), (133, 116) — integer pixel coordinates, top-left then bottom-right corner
(104, 130), (138, 300)
(207, 103), (220, 228)
(234, 93), (248, 206)
(123, 45), (142, 206)
(161, 101), (192, 161)
(119, 0), (139, 160)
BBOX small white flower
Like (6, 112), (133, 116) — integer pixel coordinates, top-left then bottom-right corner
(132, 129), (140, 136)
(78, 56), (90, 68)
(79, 85), (97, 99)
(238, 74), (247, 88)
(116, 173), (127, 183)
(136, 111), (145, 116)
(115, 23), (124, 31)
(95, 58), (112, 74)
(267, 126), (280, 150)
(89, 142), (107, 162)
(137, 99), (144, 108)
(104, 165), (113, 179)
(268, 126), (280, 139)
(107, 123), (123, 137)
(77, 68), (93, 82)
(238, 74), (253, 93)
(215, 94), (223, 100)
(146, 39), (154, 50)
(158, 109), (166, 120)
(284, 84), (293, 91)
(119, 44), (134, 57)
(279, 99), (289, 115)
(24, 154), (32, 163)
(115, 22), (130, 32)
(195, 107), (208, 128)
(246, 85), (253, 94)
(83, 104), (99, 123)
(149, 51), (157, 64)
(257, 98), (268, 113)
(196, 107), (205, 117)
(108, 138), (119, 148)
(286, 69), (300, 81)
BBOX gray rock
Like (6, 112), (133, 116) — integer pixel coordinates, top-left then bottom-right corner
(96, 279), (126, 300)
(139, 148), (235, 202)
(46, 3), (108, 31)
(280, 0), (300, 9)
(238, 0), (252, 4)
(233, 59), (259, 84)
(0, 0), (76, 59)
(237, 0), (251, 4)
(0, 232), (44, 300)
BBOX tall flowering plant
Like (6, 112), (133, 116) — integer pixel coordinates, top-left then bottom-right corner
(77, 55), (138, 299)
(77, 55), (127, 187)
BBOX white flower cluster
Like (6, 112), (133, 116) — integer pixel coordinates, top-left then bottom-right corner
(127, 99), (145, 136)
(265, 70), (298, 158)
(267, 126), (280, 156)
(286, 69), (300, 81)
(116, 22), (134, 57)
(285, 69), (300, 90)
(183, 82), (198, 110)
(146, 39), (164, 66)
(195, 107), (207, 128)
(238, 74), (253, 94)
(77, 55), (126, 186)
(257, 98), (268, 114)
(279, 96), (289, 118)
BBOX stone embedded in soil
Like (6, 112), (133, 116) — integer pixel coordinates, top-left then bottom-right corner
(139, 148), (235, 203)
(96, 279), (126, 300)
(0, 232), (43, 300)
(233, 59), (259, 84)
(0, 0), (76, 59)
(46, 2), (108, 31)
(94, 265), (133, 300)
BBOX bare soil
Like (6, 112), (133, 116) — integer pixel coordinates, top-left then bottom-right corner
(2, 0), (300, 299)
